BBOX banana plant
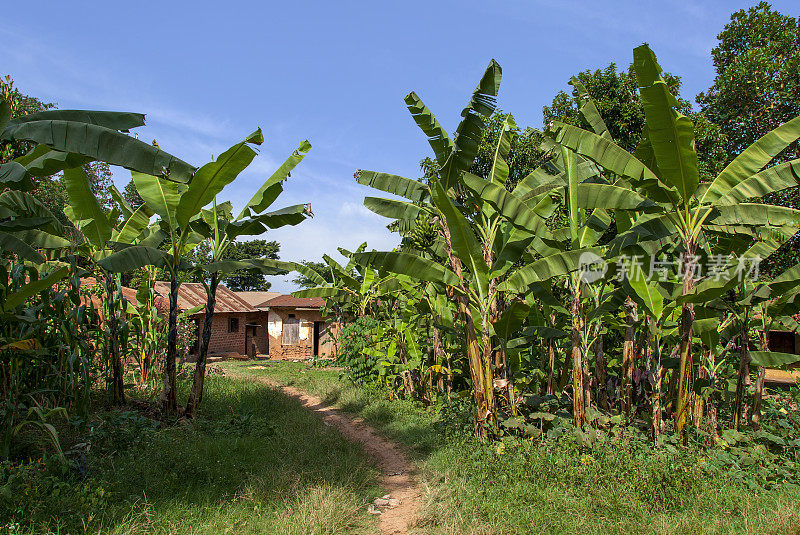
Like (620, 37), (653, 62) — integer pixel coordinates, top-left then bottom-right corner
(1, 104), (195, 183)
(63, 167), (160, 404)
(294, 244), (401, 316)
(353, 61), (504, 437)
(101, 130), (266, 413)
(184, 140), (313, 417)
(730, 265), (800, 428)
(0, 97), (191, 284)
(547, 43), (800, 441)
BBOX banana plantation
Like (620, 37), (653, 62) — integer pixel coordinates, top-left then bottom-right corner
(300, 45), (800, 450)
(3, 4), (800, 533)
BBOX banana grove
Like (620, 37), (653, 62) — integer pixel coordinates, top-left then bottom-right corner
(298, 44), (800, 446)
(0, 100), (312, 456)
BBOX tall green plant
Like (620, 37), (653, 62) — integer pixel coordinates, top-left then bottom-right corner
(547, 44), (800, 441)
(184, 140), (313, 417)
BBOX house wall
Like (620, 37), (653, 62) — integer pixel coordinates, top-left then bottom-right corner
(266, 307), (337, 359)
(204, 312), (250, 356)
(766, 330), (800, 371)
(195, 308), (336, 360)
(246, 311), (270, 356)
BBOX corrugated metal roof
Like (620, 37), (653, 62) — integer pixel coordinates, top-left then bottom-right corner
(80, 277), (140, 307)
(153, 282), (256, 314)
(258, 295), (325, 308)
(236, 291), (281, 308)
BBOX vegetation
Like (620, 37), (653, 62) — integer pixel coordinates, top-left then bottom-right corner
(224, 361), (800, 534)
(300, 42), (800, 449)
(2, 3), (800, 533)
(1, 370), (380, 534)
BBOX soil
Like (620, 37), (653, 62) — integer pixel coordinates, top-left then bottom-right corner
(244, 374), (421, 534)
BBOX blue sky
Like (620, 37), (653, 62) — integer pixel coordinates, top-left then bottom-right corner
(3, 0), (796, 292)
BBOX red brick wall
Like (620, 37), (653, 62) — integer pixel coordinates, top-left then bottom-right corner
(205, 312), (249, 355)
(246, 311), (269, 356)
(195, 309), (337, 360)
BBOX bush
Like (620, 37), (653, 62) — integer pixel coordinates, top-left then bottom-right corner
(336, 316), (381, 384)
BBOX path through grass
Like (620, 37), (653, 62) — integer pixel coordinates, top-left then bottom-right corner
(222, 360), (800, 535)
(5, 371), (380, 534)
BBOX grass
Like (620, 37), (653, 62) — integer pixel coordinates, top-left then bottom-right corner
(1, 369), (381, 534)
(6, 360), (800, 534)
(222, 360), (800, 535)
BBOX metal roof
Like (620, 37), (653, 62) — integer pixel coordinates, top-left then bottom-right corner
(236, 291), (281, 308)
(80, 277), (141, 308)
(257, 295), (325, 308)
(153, 282), (256, 314)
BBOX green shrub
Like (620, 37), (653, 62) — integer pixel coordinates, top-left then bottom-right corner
(336, 316), (381, 384)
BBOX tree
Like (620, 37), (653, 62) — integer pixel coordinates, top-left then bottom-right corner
(697, 3), (800, 275)
(63, 167), (156, 404)
(467, 112), (549, 192)
(184, 140), (312, 417)
(220, 239), (281, 291)
(550, 43), (800, 443)
(698, 2), (800, 164)
(421, 111), (549, 192)
(122, 178), (144, 211)
(0, 76), (54, 162)
(544, 64), (728, 181)
(1, 76), (125, 218)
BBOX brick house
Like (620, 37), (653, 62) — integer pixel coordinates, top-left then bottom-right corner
(150, 282), (267, 358)
(253, 294), (338, 360)
(81, 278), (337, 360)
(79, 277), (143, 314)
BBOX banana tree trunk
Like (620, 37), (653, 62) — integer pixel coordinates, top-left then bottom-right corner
(751, 366), (765, 428)
(442, 221), (496, 437)
(185, 272), (218, 418)
(547, 314), (558, 396)
(622, 298), (637, 418)
(675, 243), (696, 444)
(161, 275), (179, 415)
(104, 274), (125, 405)
(558, 338), (571, 393)
(582, 337), (592, 413)
(432, 326), (450, 393)
(594, 332), (608, 411)
(733, 318), (751, 431)
(693, 346), (710, 429)
(706, 398), (719, 445)
(464, 299), (495, 437)
(647, 340), (663, 439)
(751, 331), (768, 428)
(570, 282), (585, 427)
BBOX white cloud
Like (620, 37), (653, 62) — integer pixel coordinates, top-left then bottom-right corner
(339, 201), (378, 218)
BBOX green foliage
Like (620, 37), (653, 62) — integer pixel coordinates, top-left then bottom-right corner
(0, 374), (378, 534)
(0, 459), (111, 532)
(219, 239), (280, 291)
(292, 260), (333, 289)
(698, 2), (800, 163)
(336, 316), (382, 384)
(0, 269), (98, 461)
(544, 63), (728, 180)
(465, 111), (549, 191)
(698, 3), (800, 275)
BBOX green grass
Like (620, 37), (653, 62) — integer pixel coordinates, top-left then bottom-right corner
(2, 371), (381, 534)
(222, 360), (800, 535)
(7, 360), (800, 534)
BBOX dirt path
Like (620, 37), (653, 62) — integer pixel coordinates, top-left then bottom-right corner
(243, 374), (421, 534)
